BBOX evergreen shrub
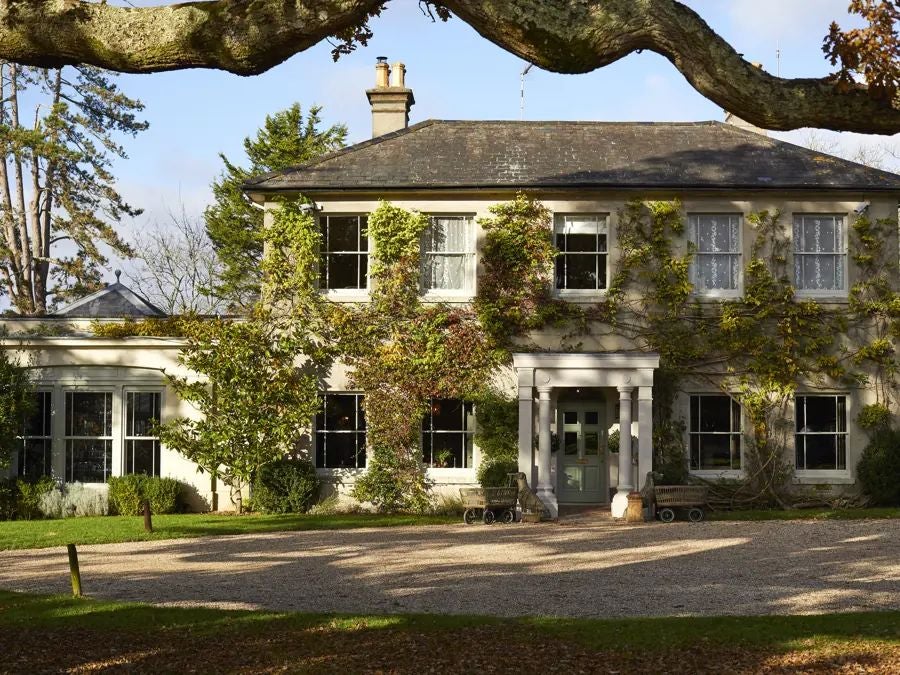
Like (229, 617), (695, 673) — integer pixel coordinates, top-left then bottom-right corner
(856, 428), (900, 506)
(108, 475), (184, 515)
(251, 458), (319, 514)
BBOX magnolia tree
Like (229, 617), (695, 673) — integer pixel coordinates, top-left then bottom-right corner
(0, 1), (896, 134)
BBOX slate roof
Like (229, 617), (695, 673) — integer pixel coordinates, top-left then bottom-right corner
(244, 120), (900, 194)
(50, 281), (167, 319)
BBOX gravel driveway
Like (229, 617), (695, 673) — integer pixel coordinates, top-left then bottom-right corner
(1, 519), (898, 618)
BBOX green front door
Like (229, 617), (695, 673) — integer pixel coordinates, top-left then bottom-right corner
(557, 403), (607, 503)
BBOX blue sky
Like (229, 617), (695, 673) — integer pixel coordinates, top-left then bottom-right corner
(107, 0), (894, 273)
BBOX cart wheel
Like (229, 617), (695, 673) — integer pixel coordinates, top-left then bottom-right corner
(688, 507), (705, 522)
(659, 508), (676, 523)
(463, 509), (478, 525)
(501, 509), (515, 524)
(483, 509), (496, 525)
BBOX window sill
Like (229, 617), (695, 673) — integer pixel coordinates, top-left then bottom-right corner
(689, 469), (743, 479)
(316, 468), (366, 480)
(555, 289), (608, 302)
(794, 292), (848, 302)
(321, 290), (370, 303)
(421, 291), (474, 303)
(793, 472), (853, 485)
(690, 292), (742, 302)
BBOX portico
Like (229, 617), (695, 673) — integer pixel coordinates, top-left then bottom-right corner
(512, 352), (660, 519)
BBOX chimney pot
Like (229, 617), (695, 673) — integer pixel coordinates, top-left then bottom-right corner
(374, 58), (390, 88)
(390, 62), (406, 88)
(366, 57), (414, 138)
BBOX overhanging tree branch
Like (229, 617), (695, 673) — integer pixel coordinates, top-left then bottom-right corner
(0, 0), (898, 134)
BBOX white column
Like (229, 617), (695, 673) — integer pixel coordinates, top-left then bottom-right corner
(637, 386), (653, 490)
(517, 385), (535, 486)
(611, 385), (634, 518)
(536, 386), (558, 518)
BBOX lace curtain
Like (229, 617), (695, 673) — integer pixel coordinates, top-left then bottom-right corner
(424, 217), (470, 290)
(690, 215), (741, 291)
(793, 215), (845, 291)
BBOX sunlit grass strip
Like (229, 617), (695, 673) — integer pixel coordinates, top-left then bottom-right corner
(0, 512), (458, 551)
(0, 590), (897, 653)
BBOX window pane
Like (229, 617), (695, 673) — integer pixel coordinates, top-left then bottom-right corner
(564, 431), (578, 455)
(127, 392), (160, 438)
(695, 254), (739, 290)
(564, 233), (597, 253)
(66, 392), (111, 437)
(584, 431), (600, 456)
(67, 439), (111, 483)
(323, 395), (358, 431)
(427, 217), (469, 253)
(429, 433), (465, 468)
(425, 254), (466, 290)
(564, 254), (598, 289)
(697, 435), (732, 469)
(804, 434), (838, 470)
(699, 396), (731, 432)
(430, 399), (467, 431)
(323, 254), (361, 289)
(563, 411), (577, 425)
(584, 411), (599, 426)
(325, 216), (360, 251)
(127, 439), (160, 476)
(322, 433), (357, 468)
(18, 439), (51, 478)
(803, 397), (837, 432)
(23, 392), (51, 437)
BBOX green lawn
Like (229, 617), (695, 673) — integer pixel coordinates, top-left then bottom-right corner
(708, 507), (900, 521)
(0, 590), (896, 673)
(0, 512), (457, 550)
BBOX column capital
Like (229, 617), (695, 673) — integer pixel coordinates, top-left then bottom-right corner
(617, 385), (634, 396)
(537, 385), (553, 396)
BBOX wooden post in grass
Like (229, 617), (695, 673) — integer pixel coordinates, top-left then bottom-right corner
(143, 500), (153, 532)
(66, 544), (82, 597)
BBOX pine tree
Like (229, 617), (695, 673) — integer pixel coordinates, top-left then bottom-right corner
(205, 104), (347, 310)
(0, 64), (147, 314)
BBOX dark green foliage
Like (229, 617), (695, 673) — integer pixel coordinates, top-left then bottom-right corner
(856, 428), (900, 506)
(477, 458), (519, 488)
(0, 353), (35, 474)
(0, 479), (15, 521)
(205, 104), (346, 310)
(0, 64), (147, 314)
(857, 403), (893, 433)
(473, 389), (519, 488)
(108, 475), (183, 515)
(15, 477), (55, 520)
(0, 476), (55, 521)
(251, 458), (320, 514)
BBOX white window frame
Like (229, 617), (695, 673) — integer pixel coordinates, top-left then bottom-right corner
(421, 214), (476, 298)
(319, 214), (369, 295)
(792, 214), (848, 298)
(16, 390), (53, 479)
(688, 394), (743, 474)
(123, 389), (163, 476)
(315, 392), (367, 470)
(553, 214), (609, 297)
(795, 394), (849, 475)
(64, 390), (114, 484)
(688, 213), (743, 298)
(421, 398), (475, 470)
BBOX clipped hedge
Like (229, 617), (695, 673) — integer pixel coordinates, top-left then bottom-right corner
(251, 458), (319, 514)
(108, 475), (184, 515)
(856, 428), (900, 506)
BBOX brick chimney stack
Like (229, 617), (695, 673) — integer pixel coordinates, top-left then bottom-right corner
(366, 57), (415, 138)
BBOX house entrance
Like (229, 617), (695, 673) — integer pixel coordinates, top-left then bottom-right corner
(557, 401), (607, 504)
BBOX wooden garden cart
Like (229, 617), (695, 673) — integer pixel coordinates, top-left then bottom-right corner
(653, 485), (709, 522)
(459, 486), (519, 524)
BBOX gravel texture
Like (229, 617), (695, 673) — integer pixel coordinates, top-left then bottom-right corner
(1, 519), (898, 618)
